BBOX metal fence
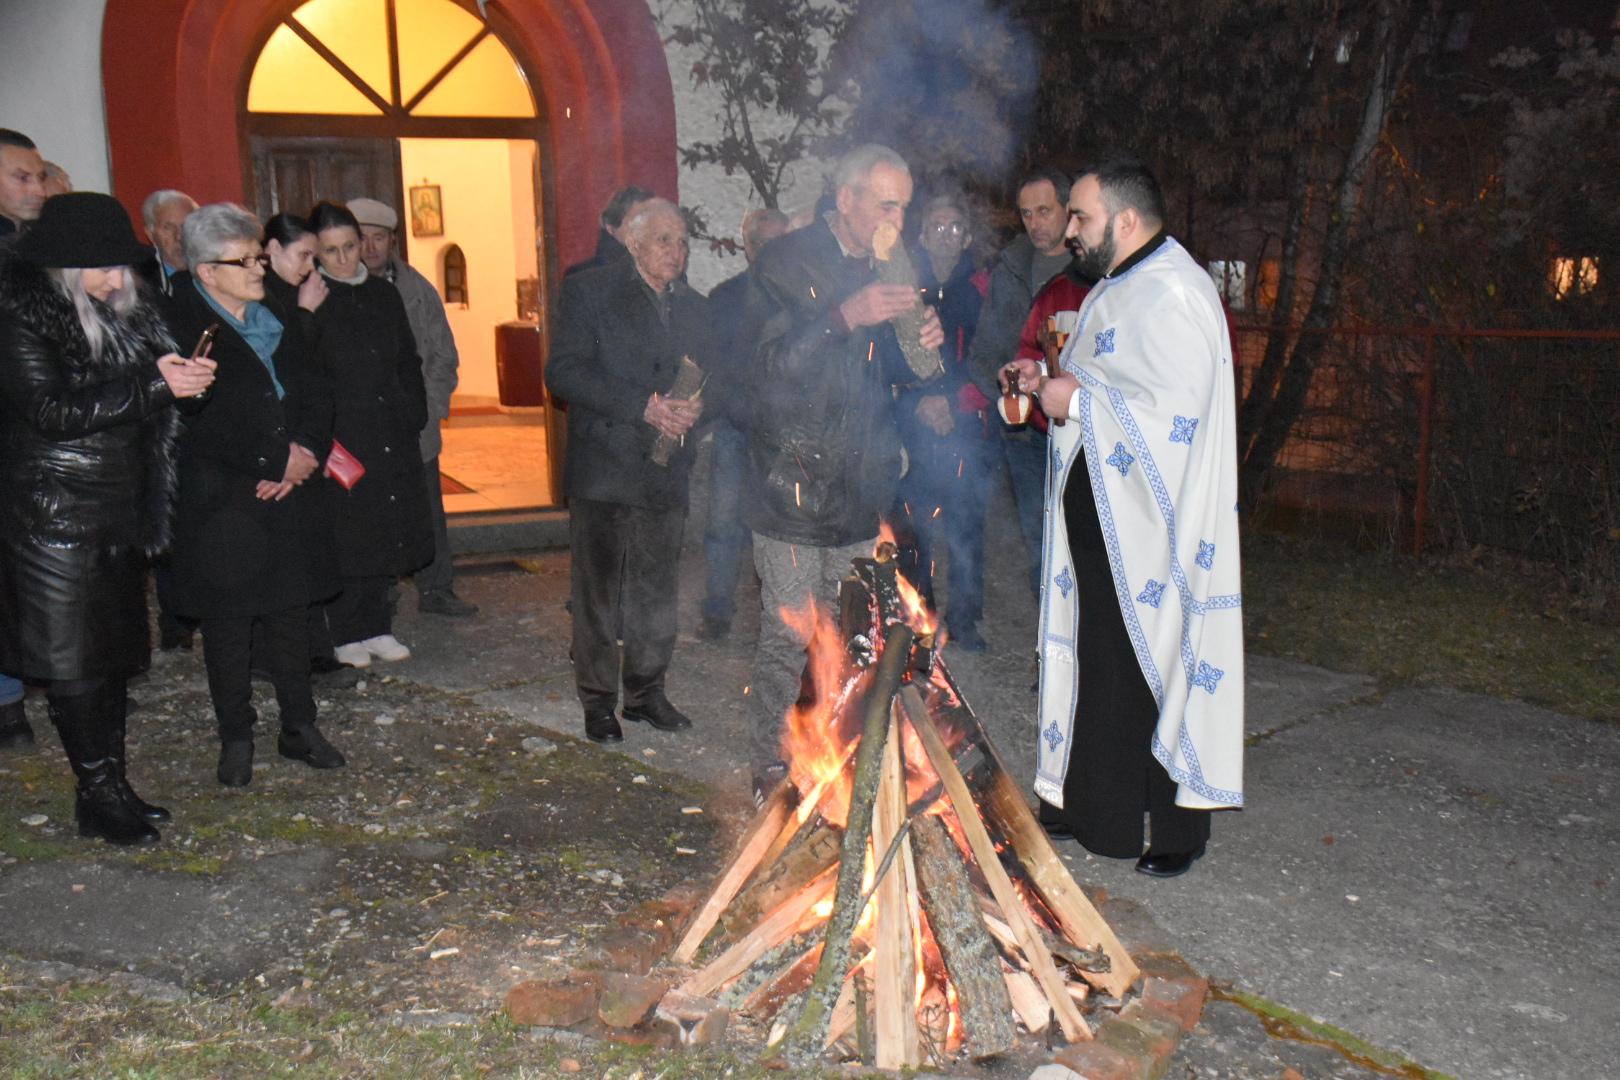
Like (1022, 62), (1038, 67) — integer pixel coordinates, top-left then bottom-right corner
(1233, 325), (1620, 583)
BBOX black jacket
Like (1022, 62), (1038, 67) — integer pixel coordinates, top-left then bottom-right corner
(740, 217), (924, 546)
(545, 257), (714, 511)
(0, 254), (179, 679)
(163, 282), (340, 618)
(310, 273), (433, 577)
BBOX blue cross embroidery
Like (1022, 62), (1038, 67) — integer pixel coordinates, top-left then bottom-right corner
(1191, 660), (1224, 694)
(1137, 579), (1165, 608)
(1093, 327), (1116, 357)
(1170, 416), (1199, 446)
(1106, 441), (1135, 477)
(1043, 721), (1065, 752)
(1054, 566), (1074, 599)
(1196, 540), (1216, 570)
(1051, 446), (1062, 470)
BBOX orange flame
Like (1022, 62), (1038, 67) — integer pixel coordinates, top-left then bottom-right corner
(875, 524), (939, 637)
(779, 600), (865, 826)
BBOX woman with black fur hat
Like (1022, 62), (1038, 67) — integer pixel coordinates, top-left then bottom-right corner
(0, 192), (215, 846)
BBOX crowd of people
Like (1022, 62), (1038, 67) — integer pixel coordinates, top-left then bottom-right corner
(0, 123), (1243, 879)
(0, 127), (477, 845)
(547, 143), (1245, 879)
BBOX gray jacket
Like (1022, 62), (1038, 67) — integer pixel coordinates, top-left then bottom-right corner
(388, 256), (459, 461)
(964, 233), (1067, 400)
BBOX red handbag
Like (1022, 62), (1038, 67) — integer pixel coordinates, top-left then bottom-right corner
(323, 439), (366, 490)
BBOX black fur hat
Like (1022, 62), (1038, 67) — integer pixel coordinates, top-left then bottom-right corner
(15, 192), (151, 269)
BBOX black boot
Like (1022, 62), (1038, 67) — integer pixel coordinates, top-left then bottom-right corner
(0, 699), (33, 749)
(50, 687), (160, 847)
(108, 684), (169, 822)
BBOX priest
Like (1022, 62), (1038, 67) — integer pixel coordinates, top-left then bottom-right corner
(1000, 159), (1244, 878)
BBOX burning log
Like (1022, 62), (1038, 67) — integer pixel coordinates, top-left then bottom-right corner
(871, 222), (944, 380)
(777, 624), (915, 1066)
(899, 685), (1092, 1042)
(872, 704), (921, 1069)
(679, 865), (836, 999)
(723, 817), (840, 943)
(674, 779), (798, 964)
(912, 813), (1016, 1059)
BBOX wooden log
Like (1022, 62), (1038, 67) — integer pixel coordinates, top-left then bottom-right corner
(678, 864), (836, 999)
(871, 222), (944, 380)
(1003, 966), (1051, 1033)
(912, 813), (1017, 1060)
(778, 625), (915, 1066)
(980, 897), (1112, 976)
(741, 940), (823, 1020)
(937, 692), (1140, 997)
(674, 779), (799, 963)
(872, 709), (921, 1069)
(825, 958), (862, 1050)
(722, 816), (840, 943)
(899, 686), (1091, 1042)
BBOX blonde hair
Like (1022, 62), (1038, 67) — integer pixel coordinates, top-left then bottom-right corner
(48, 267), (139, 357)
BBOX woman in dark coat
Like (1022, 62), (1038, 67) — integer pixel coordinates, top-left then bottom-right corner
(306, 201), (433, 666)
(165, 203), (346, 787)
(0, 192), (215, 846)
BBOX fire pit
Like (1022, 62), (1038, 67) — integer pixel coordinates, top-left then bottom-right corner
(664, 540), (1140, 1068)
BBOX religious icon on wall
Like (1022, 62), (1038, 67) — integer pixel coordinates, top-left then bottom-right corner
(409, 184), (444, 238)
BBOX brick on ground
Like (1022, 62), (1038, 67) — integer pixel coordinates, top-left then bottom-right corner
(597, 971), (670, 1028)
(506, 973), (600, 1027)
(1052, 1039), (1145, 1080)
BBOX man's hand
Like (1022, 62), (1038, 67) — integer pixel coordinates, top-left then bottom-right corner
(284, 442), (319, 485)
(999, 358), (1044, 396)
(915, 394), (955, 437)
(917, 305), (944, 351)
(839, 283), (917, 329)
(297, 272), (329, 313)
(1038, 372), (1080, 421)
(644, 392), (701, 440)
(255, 479), (295, 501)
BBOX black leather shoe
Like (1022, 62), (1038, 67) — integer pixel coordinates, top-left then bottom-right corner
(217, 741), (254, 787)
(697, 616), (730, 642)
(0, 700), (34, 750)
(949, 624), (987, 653)
(159, 626), (194, 651)
(622, 697), (692, 732)
(1135, 843), (1207, 878)
(584, 709), (623, 744)
(1037, 804), (1074, 840)
(115, 769), (170, 822)
(278, 726), (346, 769)
(74, 763), (160, 847)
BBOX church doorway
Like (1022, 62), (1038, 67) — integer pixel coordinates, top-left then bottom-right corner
(242, 0), (558, 511)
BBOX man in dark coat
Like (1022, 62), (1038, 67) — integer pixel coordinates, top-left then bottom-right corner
(133, 189), (196, 301)
(561, 185), (655, 282)
(165, 203), (346, 786)
(740, 143), (945, 803)
(696, 207), (789, 641)
(545, 198), (712, 745)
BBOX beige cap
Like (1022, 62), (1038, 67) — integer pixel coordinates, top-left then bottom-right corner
(347, 197), (398, 230)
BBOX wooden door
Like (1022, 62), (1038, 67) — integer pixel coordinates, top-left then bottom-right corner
(247, 136), (402, 219)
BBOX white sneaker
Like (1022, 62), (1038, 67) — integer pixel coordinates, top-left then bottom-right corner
(361, 634), (411, 662)
(333, 642), (372, 668)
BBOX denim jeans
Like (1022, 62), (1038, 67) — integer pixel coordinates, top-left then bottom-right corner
(1000, 427), (1048, 597)
(702, 421), (752, 623)
(895, 431), (991, 633)
(0, 673), (23, 707)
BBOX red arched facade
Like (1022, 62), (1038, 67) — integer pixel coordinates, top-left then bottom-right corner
(100, 0), (677, 273)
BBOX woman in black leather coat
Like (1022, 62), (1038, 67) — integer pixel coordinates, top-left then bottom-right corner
(0, 192), (214, 846)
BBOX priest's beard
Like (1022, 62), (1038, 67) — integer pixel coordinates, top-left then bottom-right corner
(1071, 216), (1116, 280)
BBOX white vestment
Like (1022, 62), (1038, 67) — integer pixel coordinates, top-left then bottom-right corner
(1033, 237), (1245, 812)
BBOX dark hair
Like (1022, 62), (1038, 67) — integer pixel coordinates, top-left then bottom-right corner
(601, 185), (656, 229)
(0, 128), (37, 152)
(1017, 166), (1071, 201)
(1081, 157), (1165, 227)
(306, 200), (361, 236)
(263, 211), (313, 247)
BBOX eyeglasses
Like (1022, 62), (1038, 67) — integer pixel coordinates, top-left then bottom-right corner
(204, 254), (270, 269)
(927, 222), (966, 237)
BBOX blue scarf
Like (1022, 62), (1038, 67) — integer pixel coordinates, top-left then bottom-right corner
(195, 279), (285, 399)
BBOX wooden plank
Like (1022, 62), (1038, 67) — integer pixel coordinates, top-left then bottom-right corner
(678, 865), (836, 999)
(723, 820), (841, 942)
(674, 780), (799, 963)
(939, 696), (1140, 997)
(1003, 966), (1050, 1033)
(742, 941), (823, 1020)
(900, 686), (1091, 1042)
(872, 712), (921, 1069)
(912, 814), (1016, 1059)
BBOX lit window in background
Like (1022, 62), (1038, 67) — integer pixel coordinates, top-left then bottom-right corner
(1208, 260), (1247, 311)
(1549, 256), (1599, 300)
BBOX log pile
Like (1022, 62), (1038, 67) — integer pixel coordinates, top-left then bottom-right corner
(665, 544), (1140, 1069)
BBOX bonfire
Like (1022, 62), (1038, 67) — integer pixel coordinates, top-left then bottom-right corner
(665, 537), (1139, 1069)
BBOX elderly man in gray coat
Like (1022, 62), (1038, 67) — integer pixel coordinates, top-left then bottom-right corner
(349, 197), (477, 617)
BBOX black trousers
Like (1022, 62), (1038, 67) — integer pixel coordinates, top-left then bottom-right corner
(325, 575), (393, 645)
(1049, 458), (1211, 859)
(201, 606), (318, 743)
(568, 497), (684, 712)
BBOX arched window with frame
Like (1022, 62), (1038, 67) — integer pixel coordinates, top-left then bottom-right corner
(441, 243), (468, 306)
